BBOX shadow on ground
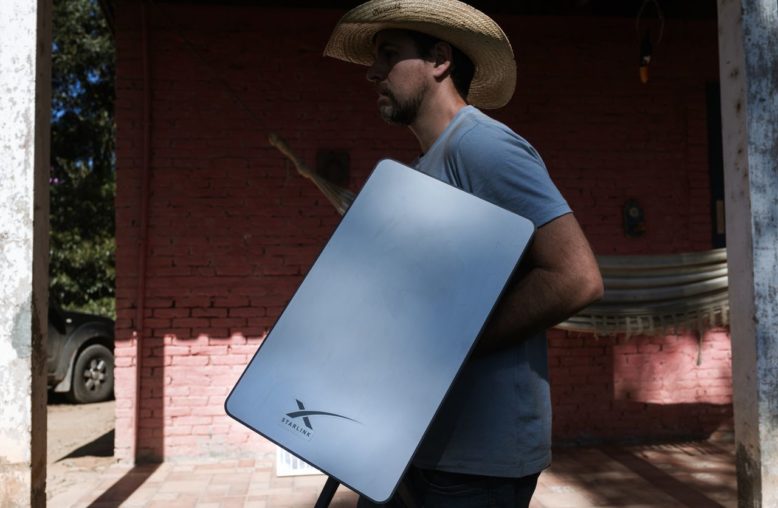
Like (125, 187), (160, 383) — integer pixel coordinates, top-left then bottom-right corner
(540, 441), (736, 507)
(87, 463), (162, 508)
(59, 430), (115, 461)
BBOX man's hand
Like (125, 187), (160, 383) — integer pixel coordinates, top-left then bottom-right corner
(476, 213), (603, 354)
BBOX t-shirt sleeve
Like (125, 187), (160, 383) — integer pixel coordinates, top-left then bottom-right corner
(450, 123), (571, 228)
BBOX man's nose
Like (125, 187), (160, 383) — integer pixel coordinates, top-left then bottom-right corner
(366, 61), (383, 83)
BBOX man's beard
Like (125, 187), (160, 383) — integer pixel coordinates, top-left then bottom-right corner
(378, 84), (427, 126)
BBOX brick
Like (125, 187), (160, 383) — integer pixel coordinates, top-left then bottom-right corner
(166, 406), (193, 417)
(165, 386), (191, 396)
(192, 307), (229, 318)
(201, 405), (231, 416)
(173, 334), (209, 345)
(163, 345), (190, 356)
(143, 318), (172, 328)
(209, 335), (247, 345)
(170, 396), (209, 407)
(228, 307), (264, 318)
(173, 416), (213, 426)
(170, 356), (210, 366)
(154, 308), (191, 318)
(173, 318), (211, 328)
(209, 318), (247, 328)
(210, 355), (248, 366)
(115, 357), (134, 368)
(165, 435), (202, 446)
(191, 345), (228, 356)
(166, 425), (193, 436)
(228, 345), (259, 355)
(114, 345), (138, 357)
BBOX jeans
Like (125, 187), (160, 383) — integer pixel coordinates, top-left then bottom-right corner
(357, 467), (540, 508)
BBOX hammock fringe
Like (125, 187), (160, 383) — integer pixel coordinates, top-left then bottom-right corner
(556, 248), (729, 336)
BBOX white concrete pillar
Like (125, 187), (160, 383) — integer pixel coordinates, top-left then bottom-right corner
(0, 0), (51, 506)
(717, 0), (778, 506)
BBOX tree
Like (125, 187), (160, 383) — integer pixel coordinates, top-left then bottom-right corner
(50, 0), (115, 317)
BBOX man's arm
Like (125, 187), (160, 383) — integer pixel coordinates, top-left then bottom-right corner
(476, 213), (603, 354)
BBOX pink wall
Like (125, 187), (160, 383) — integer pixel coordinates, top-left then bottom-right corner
(114, 2), (730, 461)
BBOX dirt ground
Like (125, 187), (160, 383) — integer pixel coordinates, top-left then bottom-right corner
(47, 393), (117, 502)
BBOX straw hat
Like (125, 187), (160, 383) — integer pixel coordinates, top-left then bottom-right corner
(324, 0), (516, 109)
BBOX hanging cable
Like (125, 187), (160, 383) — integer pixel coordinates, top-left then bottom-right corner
(150, 0), (272, 130)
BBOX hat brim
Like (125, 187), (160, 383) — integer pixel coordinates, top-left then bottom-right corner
(324, 0), (516, 109)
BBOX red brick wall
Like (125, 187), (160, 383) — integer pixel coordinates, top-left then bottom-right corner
(114, 2), (730, 461)
(550, 329), (732, 443)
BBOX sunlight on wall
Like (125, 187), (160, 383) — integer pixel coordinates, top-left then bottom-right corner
(613, 331), (732, 404)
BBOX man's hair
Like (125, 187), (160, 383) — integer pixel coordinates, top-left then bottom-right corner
(406, 31), (475, 101)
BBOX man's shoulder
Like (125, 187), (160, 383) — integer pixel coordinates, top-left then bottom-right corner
(449, 108), (534, 154)
(445, 109), (542, 170)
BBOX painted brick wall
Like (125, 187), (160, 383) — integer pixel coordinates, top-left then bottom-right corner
(550, 329), (732, 443)
(114, 2), (730, 462)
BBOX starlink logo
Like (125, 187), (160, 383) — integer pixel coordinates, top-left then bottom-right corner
(280, 399), (359, 440)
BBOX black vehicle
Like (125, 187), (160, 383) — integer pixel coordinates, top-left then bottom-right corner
(48, 306), (115, 403)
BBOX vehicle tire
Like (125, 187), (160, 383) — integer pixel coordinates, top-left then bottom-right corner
(69, 344), (114, 403)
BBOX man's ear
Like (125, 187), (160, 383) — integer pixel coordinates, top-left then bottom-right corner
(431, 41), (454, 79)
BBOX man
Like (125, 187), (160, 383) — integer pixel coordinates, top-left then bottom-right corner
(324, 1), (603, 506)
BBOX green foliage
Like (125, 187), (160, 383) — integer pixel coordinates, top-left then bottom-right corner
(50, 0), (116, 317)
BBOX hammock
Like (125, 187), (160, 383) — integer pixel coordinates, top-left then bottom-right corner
(558, 249), (728, 336)
(269, 133), (729, 337)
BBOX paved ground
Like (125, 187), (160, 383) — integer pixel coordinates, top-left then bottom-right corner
(48, 437), (737, 506)
(47, 394), (118, 503)
(48, 396), (737, 507)
(533, 440), (736, 507)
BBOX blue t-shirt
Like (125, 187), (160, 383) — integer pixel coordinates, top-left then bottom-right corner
(411, 106), (571, 478)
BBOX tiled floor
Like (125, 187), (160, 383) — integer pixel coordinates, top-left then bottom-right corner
(531, 440), (736, 507)
(50, 439), (736, 507)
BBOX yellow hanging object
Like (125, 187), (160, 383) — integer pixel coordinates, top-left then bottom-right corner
(639, 33), (652, 84)
(636, 0), (663, 85)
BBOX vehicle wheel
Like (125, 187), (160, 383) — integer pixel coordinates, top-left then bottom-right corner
(69, 344), (114, 403)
